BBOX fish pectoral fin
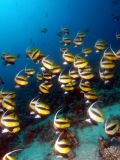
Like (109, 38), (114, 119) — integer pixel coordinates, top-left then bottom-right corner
(15, 85), (20, 88)
(0, 108), (4, 112)
(64, 43), (67, 46)
(85, 100), (90, 104)
(85, 118), (92, 124)
(41, 67), (46, 71)
(6, 63), (11, 66)
(30, 111), (35, 115)
(2, 128), (10, 133)
(63, 61), (68, 65)
(35, 115), (41, 119)
(74, 45), (77, 48)
(96, 50), (99, 53)
(56, 155), (63, 158)
(85, 81), (90, 85)
(52, 75), (56, 78)
(61, 84), (65, 88)
(104, 80), (110, 84)
(64, 91), (68, 94)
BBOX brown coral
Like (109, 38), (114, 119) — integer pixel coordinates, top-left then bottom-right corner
(102, 146), (120, 160)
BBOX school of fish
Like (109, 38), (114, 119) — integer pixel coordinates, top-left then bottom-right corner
(0, 28), (120, 159)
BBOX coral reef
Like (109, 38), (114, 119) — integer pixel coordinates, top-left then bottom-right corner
(101, 146), (120, 160)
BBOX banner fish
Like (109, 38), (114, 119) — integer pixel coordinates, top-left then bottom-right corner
(0, 111), (21, 134)
(54, 109), (71, 133)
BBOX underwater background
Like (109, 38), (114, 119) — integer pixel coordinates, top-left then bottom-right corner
(0, 0), (120, 160)
(0, 0), (120, 87)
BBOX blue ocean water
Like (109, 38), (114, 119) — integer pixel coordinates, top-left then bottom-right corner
(0, 0), (120, 88)
(0, 0), (120, 160)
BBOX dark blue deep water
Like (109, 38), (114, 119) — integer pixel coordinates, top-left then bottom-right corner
(0, 0), (120, 160)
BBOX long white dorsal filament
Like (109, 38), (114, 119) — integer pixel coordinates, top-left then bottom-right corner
(6, 149), (22, 158)
(25, 63), (29, 72)
(15, 69), (24, 79)
(89, 101), (102, 110)
(54, 108), (62, 123)
(110, 45), (117, 57)
(30, 96), (40, 105)
(3, 94), (11, 103)
(42, 55), (49, 63)
(35, 98), (41, 108)
(58, 69), (65, 80)
(56, 132), (63, 144)
(1, 110), (8, 120)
